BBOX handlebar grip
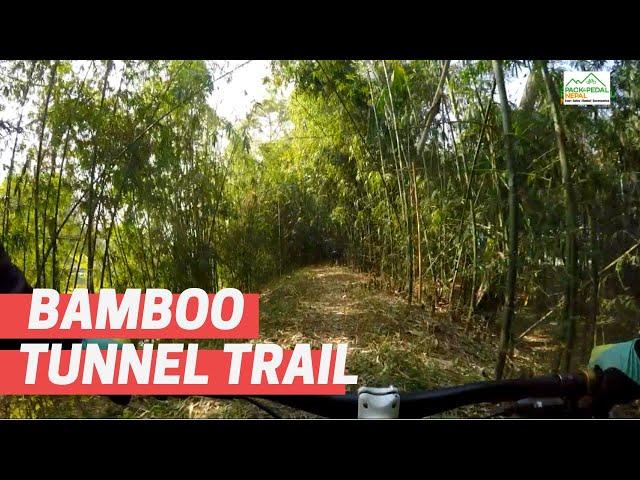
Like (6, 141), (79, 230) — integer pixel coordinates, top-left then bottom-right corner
(590, 367), (640, 416)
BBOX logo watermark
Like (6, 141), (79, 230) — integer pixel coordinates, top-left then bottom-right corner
(562, 71), (610, 106)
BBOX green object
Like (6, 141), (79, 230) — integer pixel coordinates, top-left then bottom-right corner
(588, 338), (640, 387)
(81, 339), (128, 350)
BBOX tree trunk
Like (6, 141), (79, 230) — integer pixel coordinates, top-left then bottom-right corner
(540, 61), (578, 373)
(586, 206), (599, 357)
(493, 60), (520, 380)
(65, 217), (87, 293)
(412, 162), (423, 304)
(33, 61), (58, 287)
(86, 60), (113, 293)
(99, 209), (117, 289)
(51, 131), (71, 291)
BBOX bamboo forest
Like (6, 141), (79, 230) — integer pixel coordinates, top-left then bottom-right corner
(1, 59), (640, 418)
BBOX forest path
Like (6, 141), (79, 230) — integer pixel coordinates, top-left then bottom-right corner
(121, 263), (550, 418)
(259, 264), (410, 350)
(257, 264), (535, 395)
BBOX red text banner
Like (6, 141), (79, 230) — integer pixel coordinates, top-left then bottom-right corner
(0, 346), (348, 395)
(0, 290), (259, 339)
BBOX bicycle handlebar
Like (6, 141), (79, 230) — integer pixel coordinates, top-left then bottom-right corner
(0, 340), (603, 417)
(219, 371), (598, 418)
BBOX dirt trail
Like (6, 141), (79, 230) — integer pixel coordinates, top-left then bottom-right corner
(253, 264), (640, 418)
(127, 264), (552, 419)
(260, 264), (413, 346)
(258, 264), (549, 394)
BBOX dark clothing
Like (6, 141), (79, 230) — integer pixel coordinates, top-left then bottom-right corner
(0, 244), (32, 294)
(0, 244), (81, 350)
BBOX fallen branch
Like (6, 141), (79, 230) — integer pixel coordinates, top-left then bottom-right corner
(597, 239), (640, 278)
(516, 301), (562, 341)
